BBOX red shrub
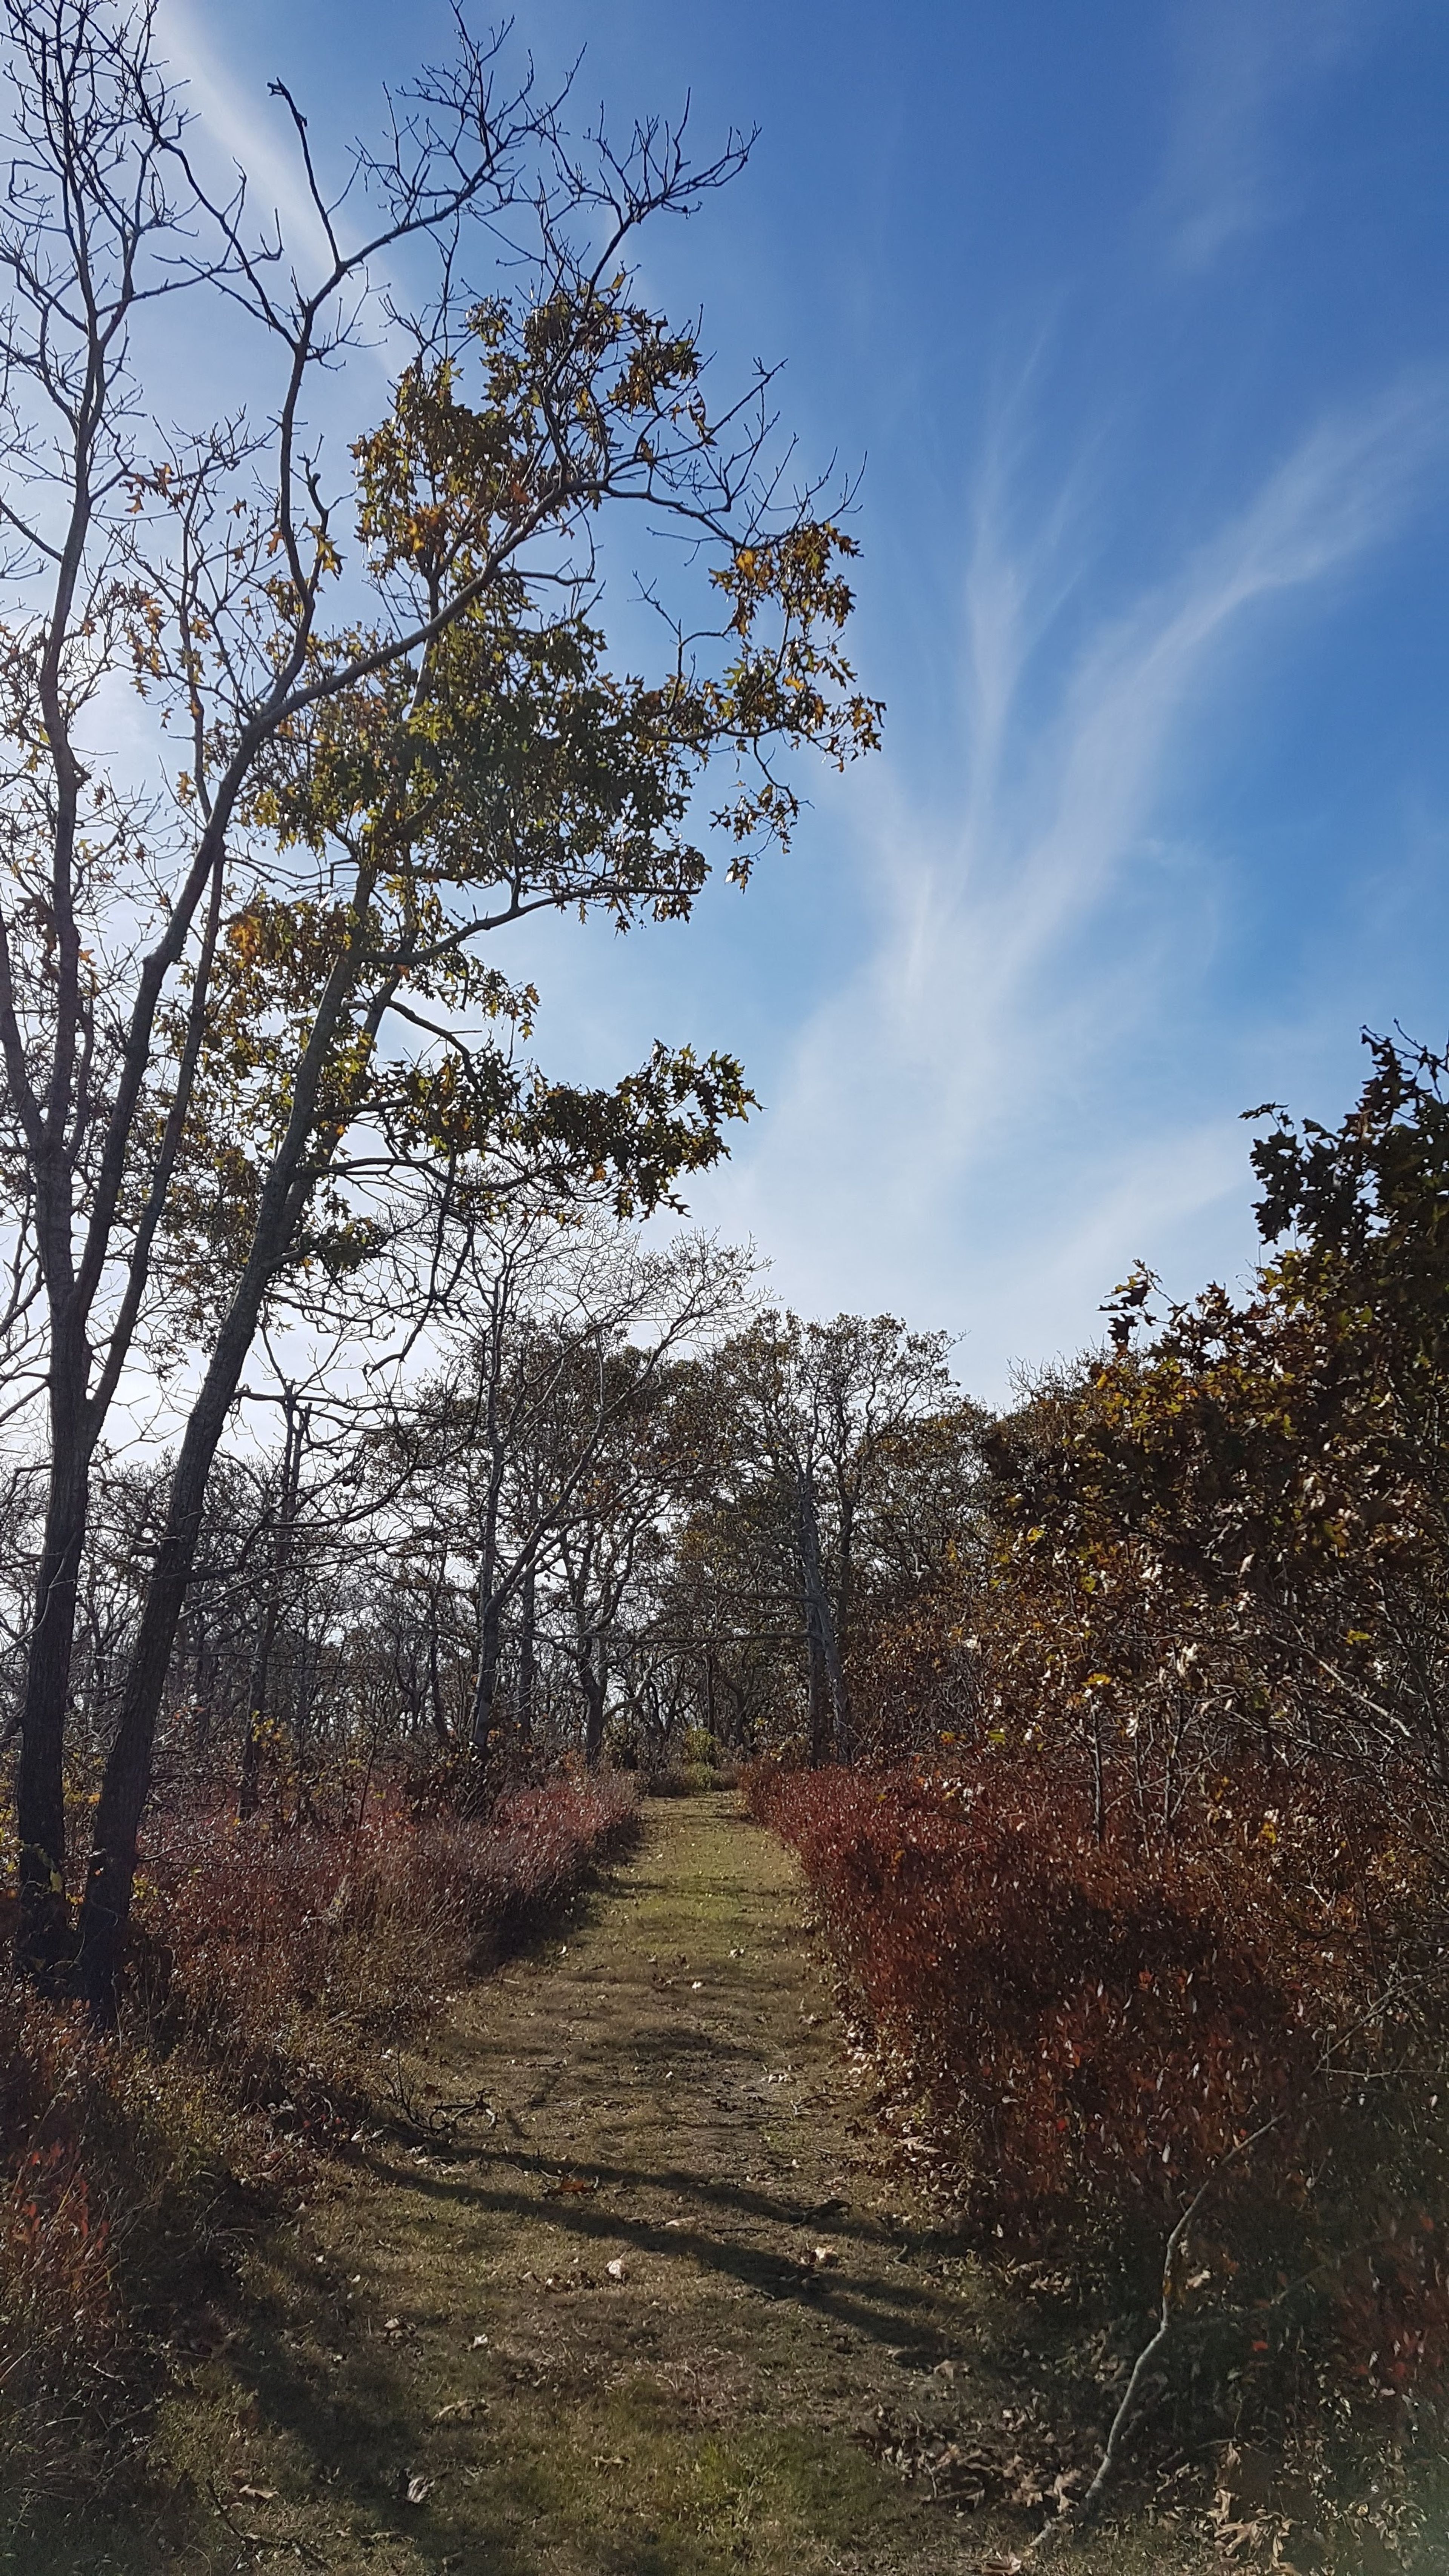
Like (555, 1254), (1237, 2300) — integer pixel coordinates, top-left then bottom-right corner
(749, 1755), (1449, 2402)
(0, 1984), (227, 2501)
(129, 1772), (640, 2099)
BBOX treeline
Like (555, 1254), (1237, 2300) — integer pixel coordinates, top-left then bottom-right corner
(0, 0), (879, 2012)
(0, 2), (884, 2511)
(11, 1025), (1449, 1882)
(0, 1208), (980, 1810)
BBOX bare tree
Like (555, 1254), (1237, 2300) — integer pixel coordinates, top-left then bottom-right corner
(703, 1313), (955, 1761)
(370, 1208), (750, 1771)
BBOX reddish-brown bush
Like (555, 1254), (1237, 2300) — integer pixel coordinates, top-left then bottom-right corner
(0, 1978), (237, 2502)
(748, 1755), (1449, 2407)
(129, 1773), (639, 2132)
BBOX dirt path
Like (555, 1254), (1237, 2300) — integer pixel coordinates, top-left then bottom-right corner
(93, 1797), (1199, 2574)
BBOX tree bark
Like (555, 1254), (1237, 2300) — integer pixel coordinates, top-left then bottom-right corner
(515, 1559), (536, 1749)
(75, 857), (384, 2014)
(75, 1274), (268, 2013)
(15, 1303), (93, 1978)
(796, 1473), (851, 1764)
(581, 1647), (607, 1766)
(239, 1391), (305, 1818)
(468, 1593), (503, 1763)
(426, 1599), (448, 1743)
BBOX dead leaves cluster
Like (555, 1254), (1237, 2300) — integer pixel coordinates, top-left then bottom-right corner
(1207, 2444), (1415, 2573)
(856, 2400), (1088, 2517)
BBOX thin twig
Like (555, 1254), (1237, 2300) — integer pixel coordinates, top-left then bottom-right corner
(208, 2476), (330, 2567)
(1030, 2113), (1283, 2557)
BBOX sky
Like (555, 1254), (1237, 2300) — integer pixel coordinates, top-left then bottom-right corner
(157, 0), (1449, 1401)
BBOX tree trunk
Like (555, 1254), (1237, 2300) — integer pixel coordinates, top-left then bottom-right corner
(581, 1648), (607, 1766)
(515, 1559), (536, 1749)
(75, 861), (383, 2015)
(74, 1313), (249, 2012)
(427, 1605), (448, 1743)
(15, 1308), (93, 1980)
(237, 1603), (275, 1819)
(796, 1473), (851, 1765)
(465, 1437), (506, 1767)
(805, 1624), (830, 1767)
(468, 1593), (503, 1762)
(239, 1391), (305, 1818)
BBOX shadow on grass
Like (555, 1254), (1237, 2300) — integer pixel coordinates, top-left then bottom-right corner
(351, 2132), (963, 2356)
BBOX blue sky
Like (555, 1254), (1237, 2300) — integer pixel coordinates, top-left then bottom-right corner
(163, 0), (1449, 1398)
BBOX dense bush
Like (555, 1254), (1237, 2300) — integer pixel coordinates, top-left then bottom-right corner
(0, 1772), (638, 2504)
(749, 1755), (1449, 2416)
(130, 1773), (639, 2123)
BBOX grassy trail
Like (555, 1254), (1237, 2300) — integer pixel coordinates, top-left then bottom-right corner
(38, 1797), (1204, 2574)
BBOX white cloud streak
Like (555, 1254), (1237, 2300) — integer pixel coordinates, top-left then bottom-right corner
(1156, 0), (1370, 274)
(702, 372), (1449, 1391)
(155, 0), (341, 272)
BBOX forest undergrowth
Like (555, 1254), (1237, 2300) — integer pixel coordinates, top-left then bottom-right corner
(747, 1756), (1449, 2413)
(0, 1770), (639, 2516)
(724, 1038), (1449, 2561)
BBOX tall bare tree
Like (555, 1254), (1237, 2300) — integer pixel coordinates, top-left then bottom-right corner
(706, 1313), (955, 1761)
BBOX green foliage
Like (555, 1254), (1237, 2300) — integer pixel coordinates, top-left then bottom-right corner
(966, 1036), (1449, 1799)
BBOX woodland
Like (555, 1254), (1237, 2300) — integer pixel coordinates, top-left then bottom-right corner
(2, 4), (1449, 2567)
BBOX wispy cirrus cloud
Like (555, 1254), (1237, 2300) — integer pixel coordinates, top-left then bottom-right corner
(1155, 0), (1370, 274)
(154, 0), (342, 271)
(703, 371), (1449, 1390)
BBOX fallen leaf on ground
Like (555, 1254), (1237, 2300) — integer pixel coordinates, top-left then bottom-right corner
(237, 2486), (277, 2502)
(470, 2333), (489, 2348)
(606, 2257), (628, 2281)
(546, 2175), (597, 2196)
(405, 2473), (432, 2505)
(811, 2244), (840, 2267)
